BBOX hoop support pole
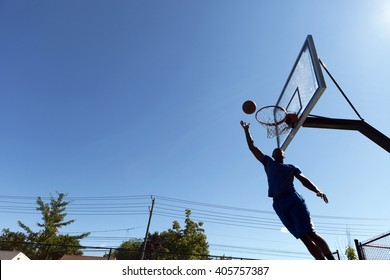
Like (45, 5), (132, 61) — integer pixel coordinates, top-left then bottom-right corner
(303, 116), (390, 153)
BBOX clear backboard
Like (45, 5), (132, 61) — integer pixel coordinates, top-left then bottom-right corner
(275, 35), (326, 150)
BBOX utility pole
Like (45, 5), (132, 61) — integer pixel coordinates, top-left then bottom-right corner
(141, 196), (155, 260)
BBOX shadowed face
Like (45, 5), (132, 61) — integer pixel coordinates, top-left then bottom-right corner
(272, 148), (285, 163)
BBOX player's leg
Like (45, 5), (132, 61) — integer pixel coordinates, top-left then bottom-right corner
(300, 234), (325, 260)
(295, 194), (336, 260)
(306, 231), (335, 260)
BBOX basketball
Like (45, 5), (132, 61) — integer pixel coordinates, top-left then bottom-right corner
(242, 100), (256, 114)
(285, 113), (298, 128)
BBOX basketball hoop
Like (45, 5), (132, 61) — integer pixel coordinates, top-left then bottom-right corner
(255, 105), (297, 138)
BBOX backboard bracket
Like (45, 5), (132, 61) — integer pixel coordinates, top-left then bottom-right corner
(303, 116), (390, 153)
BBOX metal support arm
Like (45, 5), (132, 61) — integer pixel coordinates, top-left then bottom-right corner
(303, 116), (390, 153)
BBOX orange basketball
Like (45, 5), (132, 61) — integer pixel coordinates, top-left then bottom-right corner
(285, 113), (298, 128)
(242, 100), (256, 114)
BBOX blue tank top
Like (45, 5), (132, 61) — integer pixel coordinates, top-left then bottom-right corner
(260, 155), (301, 197)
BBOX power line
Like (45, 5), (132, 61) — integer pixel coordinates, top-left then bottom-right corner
(64, 228), (136, 234)
(1, 193), (388, 242)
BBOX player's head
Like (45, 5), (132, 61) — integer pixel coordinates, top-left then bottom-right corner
(272, 148), (285, 162)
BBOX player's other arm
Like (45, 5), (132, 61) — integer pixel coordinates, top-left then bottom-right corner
(295, 173), (329, 203)
(240, 121), (265, 162)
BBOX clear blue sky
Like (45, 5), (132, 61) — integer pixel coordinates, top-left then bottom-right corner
(0, 0), (389, 260)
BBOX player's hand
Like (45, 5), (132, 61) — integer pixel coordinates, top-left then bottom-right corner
(240, 120), (250, 130)
(317, 192), (329, 203)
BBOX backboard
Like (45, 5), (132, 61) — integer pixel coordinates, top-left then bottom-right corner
(275, 35), (326, 150)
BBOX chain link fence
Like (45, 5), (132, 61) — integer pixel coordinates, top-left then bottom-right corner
(355, 231), (390, 260)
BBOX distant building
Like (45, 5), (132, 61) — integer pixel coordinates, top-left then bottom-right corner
(0, 250), (30, 260)
(60, 254), (115, 260)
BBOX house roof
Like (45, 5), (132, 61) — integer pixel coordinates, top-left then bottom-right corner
(0, 250), (30, 260)
(60, 254), (115, 260)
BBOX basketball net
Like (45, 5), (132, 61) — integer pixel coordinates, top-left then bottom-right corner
(262, 122), (291, 138)
(255, 106), (296, 138)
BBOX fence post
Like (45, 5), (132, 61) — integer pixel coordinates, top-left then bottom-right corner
(354, 239), (364, 260)
(335, 250), (340, 260)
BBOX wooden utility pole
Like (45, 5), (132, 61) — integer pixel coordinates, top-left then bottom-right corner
(141, 196), (155, 260)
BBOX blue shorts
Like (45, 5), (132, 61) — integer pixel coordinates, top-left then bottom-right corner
(272, 191), (315, 239)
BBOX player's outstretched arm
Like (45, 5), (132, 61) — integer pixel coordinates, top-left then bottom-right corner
(240, 121), (265, 162)
(295, 173), (329, 203)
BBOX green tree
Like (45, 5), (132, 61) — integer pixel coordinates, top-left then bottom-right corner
(344, 228), (358, 260)
(0, 229), (32, 256)
(345, 245), (358, 260)
(0, 192), (90, 260)
(116, 209), (209, 260)
(114, 232), (165, 260)
(142, 232), (165, 260)
(114, 239), (143, 260)
(158, 209), (209, 260)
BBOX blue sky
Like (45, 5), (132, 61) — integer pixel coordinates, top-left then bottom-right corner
(0, 0), (389, 259)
